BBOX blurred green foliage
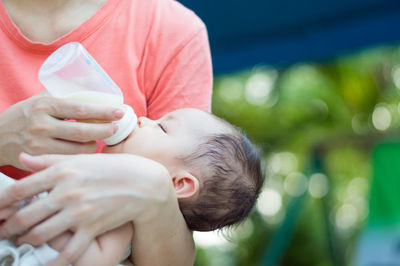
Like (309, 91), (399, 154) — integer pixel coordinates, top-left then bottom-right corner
(194, 44), (400, 266)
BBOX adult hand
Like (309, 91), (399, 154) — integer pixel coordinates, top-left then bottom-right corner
(0, 92), (124, 169)
(0, 152), (175, 266)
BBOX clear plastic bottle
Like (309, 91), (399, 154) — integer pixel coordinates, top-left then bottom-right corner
(38, 42), (137, 145)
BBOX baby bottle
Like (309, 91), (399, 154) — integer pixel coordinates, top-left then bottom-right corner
(38, 42), (137, 145)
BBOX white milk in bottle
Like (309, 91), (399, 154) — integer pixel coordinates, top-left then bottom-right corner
(38, 42), (137, 145)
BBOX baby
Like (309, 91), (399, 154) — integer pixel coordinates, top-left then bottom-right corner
(0, 108), (264, 265)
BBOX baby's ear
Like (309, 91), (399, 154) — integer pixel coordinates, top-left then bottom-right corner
(172, 171), (200, 199)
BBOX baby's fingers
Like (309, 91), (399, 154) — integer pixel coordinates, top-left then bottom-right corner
(46, 229), (92, 266)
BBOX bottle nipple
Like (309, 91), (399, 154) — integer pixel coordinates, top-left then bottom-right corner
(102, 104), (137, 145)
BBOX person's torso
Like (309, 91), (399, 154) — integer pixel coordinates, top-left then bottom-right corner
(0, 0), (149, 117)
(0, 0), (210, 179)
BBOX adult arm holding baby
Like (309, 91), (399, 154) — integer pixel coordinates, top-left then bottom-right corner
(0, 106), (264, 265)
(0, 152), (192, 266)
(0, 104), (199, 266)
(0, 0), (213, 264)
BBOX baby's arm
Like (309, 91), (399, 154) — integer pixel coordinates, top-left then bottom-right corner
(49, 223), (133, 266)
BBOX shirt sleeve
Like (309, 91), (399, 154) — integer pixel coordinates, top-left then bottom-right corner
(142, 0), (213, 120)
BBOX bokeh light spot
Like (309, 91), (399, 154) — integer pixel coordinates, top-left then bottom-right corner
(335, 204), (358, 230)
(257, 188), (282, 216)
(194, 231), (230, 248)
(308, 173), (329, 198)
(218, 77), (243, 102)
(372, 105), (391, 131)
(269, 152), (298, 176)
(392, 65), (400, 89)
(284, 172), (308, 197)
(245, 71), (276, 105)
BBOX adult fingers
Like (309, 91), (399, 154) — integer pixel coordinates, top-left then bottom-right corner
(16, 210), (74, 246)
(0, 166), (60, 209)
(48, 98), (124, 122)
(23, 137), (98, 157)
(48, 139), (98, 154)
(47, 229), (92, 266)
(19, 153), (76, 172)
(51, 119), (117, 142)
(0, 196), (60, 238)
(0, 203), (20, 221)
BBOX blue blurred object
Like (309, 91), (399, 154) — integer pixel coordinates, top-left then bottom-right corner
(179, 0), (400, 74)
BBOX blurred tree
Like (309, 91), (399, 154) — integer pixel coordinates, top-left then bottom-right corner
(194, 44), (400, 266)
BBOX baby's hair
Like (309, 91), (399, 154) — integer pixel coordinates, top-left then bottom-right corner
(178, 121), (264, 231)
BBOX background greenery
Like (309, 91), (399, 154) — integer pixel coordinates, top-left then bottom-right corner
(193, 44), (400, 266)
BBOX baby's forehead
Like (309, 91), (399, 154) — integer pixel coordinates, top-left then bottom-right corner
(167, 108), (218, 122)
(167, 108), (208, 117)
(171, 108), (226, 126)
(177, 109), (235, 139)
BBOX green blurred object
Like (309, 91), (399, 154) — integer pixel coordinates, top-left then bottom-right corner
(259, 192), (307, 266)
(369, 142), (400, 227)
(356, 142), (400, 265)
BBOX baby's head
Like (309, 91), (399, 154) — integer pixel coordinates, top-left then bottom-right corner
(104, 108), (264, 231)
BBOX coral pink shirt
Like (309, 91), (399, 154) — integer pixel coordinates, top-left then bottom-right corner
(0, 0), (213, 179)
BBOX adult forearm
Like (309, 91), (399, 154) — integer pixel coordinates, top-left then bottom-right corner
(0, 153), (192, 266)
(131, 197), (195, 266)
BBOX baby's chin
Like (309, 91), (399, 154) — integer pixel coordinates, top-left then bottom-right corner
(102, 144), (120, 154)
(102, 132), (133, 154)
